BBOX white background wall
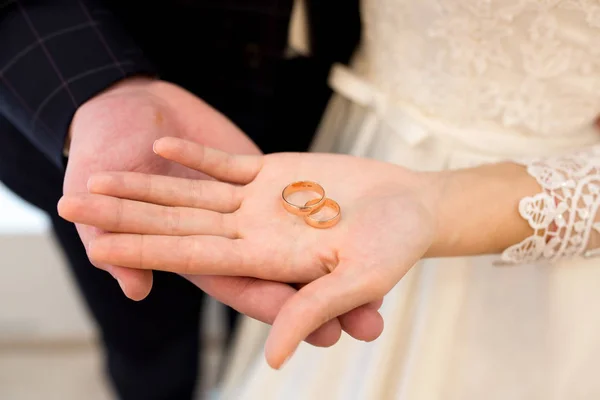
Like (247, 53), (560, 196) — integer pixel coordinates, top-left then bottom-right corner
(0, 183), (94, 343)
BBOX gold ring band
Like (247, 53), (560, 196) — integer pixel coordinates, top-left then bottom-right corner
(304, 198), (341, 229)
(281, 181), (326, 216)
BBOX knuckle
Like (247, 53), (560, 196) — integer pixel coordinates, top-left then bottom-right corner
(189, 179), (204, 206)
(181, 237), (197, 275)
(197, 144), (207, 167)
(137, 235), (146, 269)
(142, 173), (153, 198)
(163, 206), (182, 234)
(223, 154), (235, 177)
(112, 199), (125, 230)
(294, 291), (333, 328)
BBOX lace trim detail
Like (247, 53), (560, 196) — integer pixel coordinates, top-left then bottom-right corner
(500, 148), (600, 265)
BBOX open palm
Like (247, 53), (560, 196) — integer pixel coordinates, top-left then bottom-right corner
(67, 81), (393, 348)
(60, 137), (436, 368)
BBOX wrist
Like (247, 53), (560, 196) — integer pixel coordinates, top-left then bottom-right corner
(411, 170), (454, 259)
(423, 163), (540, 259)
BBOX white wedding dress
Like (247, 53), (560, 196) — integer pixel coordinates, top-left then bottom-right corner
(220, 1), (600, 399)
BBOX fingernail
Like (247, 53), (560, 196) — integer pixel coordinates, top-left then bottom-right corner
(152, 140), (158, 154)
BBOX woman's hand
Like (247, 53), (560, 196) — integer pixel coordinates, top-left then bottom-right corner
(59, 137), (443, 368)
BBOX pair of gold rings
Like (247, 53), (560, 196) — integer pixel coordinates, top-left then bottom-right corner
(281, 181), (341, 229)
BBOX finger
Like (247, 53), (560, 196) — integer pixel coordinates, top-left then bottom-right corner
(153, 137), (262, 184)
(108, 264), (154, 300)
(87, 172), (241, 212)
(189, 275), (342, 348)
(305, 322), (342, 347)
(88, 234), (246, 276)
(297, 283), (384, 341)
(265, 265), (396, 369)
(298, 283), (382, 310)
(87, 234), (315, 282)
(58, 194), (237, 237)
(338, 305), (384, 342)
(75, 224), (153, 301)
(300, 290), (383, 342)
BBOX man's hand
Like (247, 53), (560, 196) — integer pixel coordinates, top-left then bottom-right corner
(64, 77), (259, 300)
(63, 78), (384, 348)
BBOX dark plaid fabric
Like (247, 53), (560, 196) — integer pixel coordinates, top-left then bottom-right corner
(0, 0), (157, 168)
(0, 0), (305, 169)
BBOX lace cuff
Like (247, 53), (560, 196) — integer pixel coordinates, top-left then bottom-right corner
(500, 147), (600, 265)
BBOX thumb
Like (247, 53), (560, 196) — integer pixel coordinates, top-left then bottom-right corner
(76, 223), (153, 301)
(264, 261), (397, 369)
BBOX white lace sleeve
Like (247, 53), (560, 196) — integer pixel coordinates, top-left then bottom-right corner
(500, 146), (600, 265)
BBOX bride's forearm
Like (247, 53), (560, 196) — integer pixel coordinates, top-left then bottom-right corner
(423, 162), (541, 258)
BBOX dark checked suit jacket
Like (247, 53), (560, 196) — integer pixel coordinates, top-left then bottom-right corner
(0, 0), (360, 200)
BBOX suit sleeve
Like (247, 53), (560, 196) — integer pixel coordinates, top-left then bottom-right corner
(0, 0), (157, 169)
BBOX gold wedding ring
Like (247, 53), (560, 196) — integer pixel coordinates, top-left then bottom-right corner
(304, 198), (341, 229)
(281, 181), (326, 216)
